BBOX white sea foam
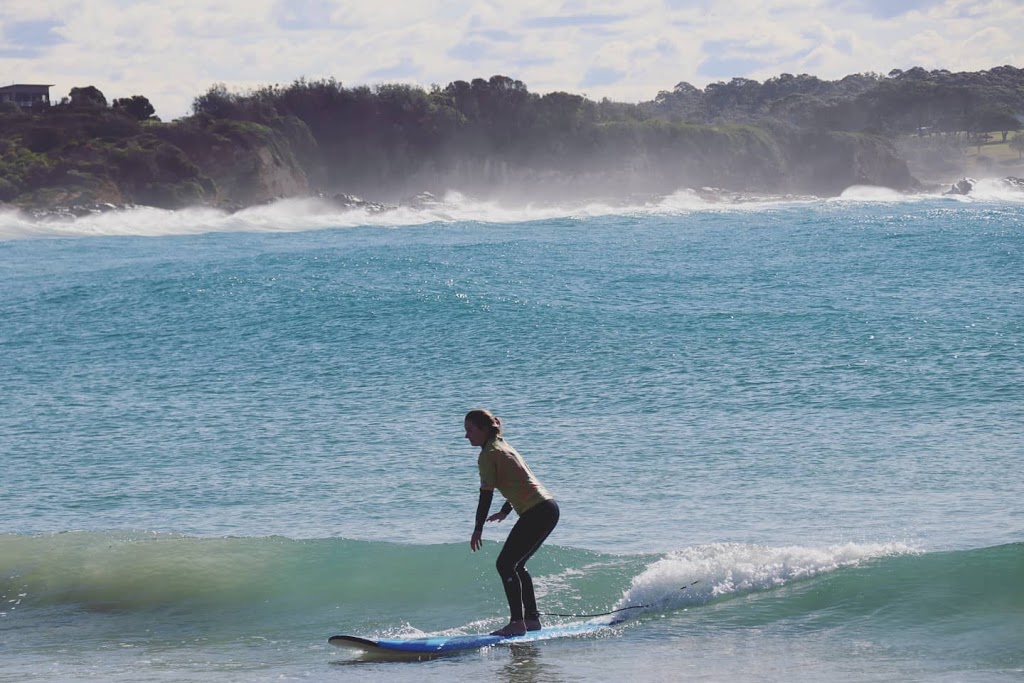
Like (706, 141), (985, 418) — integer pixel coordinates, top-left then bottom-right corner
(0, 194), (594, 241)
(834, 185), (910, 202)
(0, 189), (801, 241)
(958, 177), (1024, 202)
(615, 542), (916, 616)
(2, 181), (1020, 242)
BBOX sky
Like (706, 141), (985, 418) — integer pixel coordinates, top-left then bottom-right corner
(1, 0), (1021, 120)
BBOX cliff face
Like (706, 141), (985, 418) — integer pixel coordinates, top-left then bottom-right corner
(400, 126), (915, 201)
(0, 110), (311, 210)
(325, 122), (915, 203)
(153, 116), (312, 209)
(781, 131), (918, 195)
(0, 107), (916, 212)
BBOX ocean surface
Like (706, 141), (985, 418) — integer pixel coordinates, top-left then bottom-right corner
(1, 184), (1022, 681)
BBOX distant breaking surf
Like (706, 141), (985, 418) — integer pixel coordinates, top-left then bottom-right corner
(1, 185), (1020, 241)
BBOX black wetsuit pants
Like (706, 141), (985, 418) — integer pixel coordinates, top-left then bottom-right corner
(496, 499), (560, 622)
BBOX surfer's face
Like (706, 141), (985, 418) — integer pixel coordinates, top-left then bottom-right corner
(464, 419), (490, 447)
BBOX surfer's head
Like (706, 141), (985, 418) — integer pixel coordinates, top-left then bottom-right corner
(465, 409), (501, 447)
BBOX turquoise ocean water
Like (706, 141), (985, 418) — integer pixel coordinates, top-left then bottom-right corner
(1, 185), (1022, 681)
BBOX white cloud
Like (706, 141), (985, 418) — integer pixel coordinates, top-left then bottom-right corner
(0, 0), (1019, 119)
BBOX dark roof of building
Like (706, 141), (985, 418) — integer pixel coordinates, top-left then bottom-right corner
(0, 84), (55, 91)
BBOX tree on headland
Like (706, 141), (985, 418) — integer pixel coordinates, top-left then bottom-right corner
(192, 82), (280, 122)
(643, 65), (1024, 140)
(68, 86), (108, 109)
(970, 109), (1019, 141)
(113, 95), (157, 121)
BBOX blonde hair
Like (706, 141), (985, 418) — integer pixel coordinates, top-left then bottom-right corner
(464, 409), (502, 438)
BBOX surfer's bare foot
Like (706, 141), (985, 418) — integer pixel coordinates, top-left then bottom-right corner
(525, 618), (542, 631)
(491, 621), (527, 636)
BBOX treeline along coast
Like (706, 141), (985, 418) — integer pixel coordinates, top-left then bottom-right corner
(2, 65), (1023, 212)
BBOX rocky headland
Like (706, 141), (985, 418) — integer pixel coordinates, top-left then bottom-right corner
(5, 66), (1024, 216)
(0, 108), (919, 216)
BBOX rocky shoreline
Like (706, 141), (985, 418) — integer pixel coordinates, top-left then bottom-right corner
(942, 176), (1024, 196)
(8, 177), (1022, 224)
(1, 191), (449, 222)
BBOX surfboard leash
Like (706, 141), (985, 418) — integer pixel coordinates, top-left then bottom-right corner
(539, 580), (700, 618)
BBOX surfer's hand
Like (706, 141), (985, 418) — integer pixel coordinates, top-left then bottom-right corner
(487, 511), (507, 523)
(470, 530), (483, 551)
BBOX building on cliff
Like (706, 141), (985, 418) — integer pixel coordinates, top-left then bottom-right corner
(0, 84), (52, 108)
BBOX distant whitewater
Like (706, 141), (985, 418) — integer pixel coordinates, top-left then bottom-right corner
(3, 183), (1021, 242)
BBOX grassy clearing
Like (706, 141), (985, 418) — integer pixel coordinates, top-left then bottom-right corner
(963, 130), (1024, 174)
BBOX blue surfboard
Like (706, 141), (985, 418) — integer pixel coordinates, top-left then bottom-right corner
(329, 620), (610, 657)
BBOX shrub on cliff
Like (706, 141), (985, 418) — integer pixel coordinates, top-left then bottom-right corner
(68, 86), (108, 109)
(113, 95), (157, 121)
(0, 139), (55, 201)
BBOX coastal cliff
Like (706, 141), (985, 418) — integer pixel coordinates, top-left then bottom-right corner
(13, 63), (1024, 212)
(0, 108), (310, 211)
(782, 130), (917, 196)
(387, 123), (918, 202)
(0, 80), (926, 212)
